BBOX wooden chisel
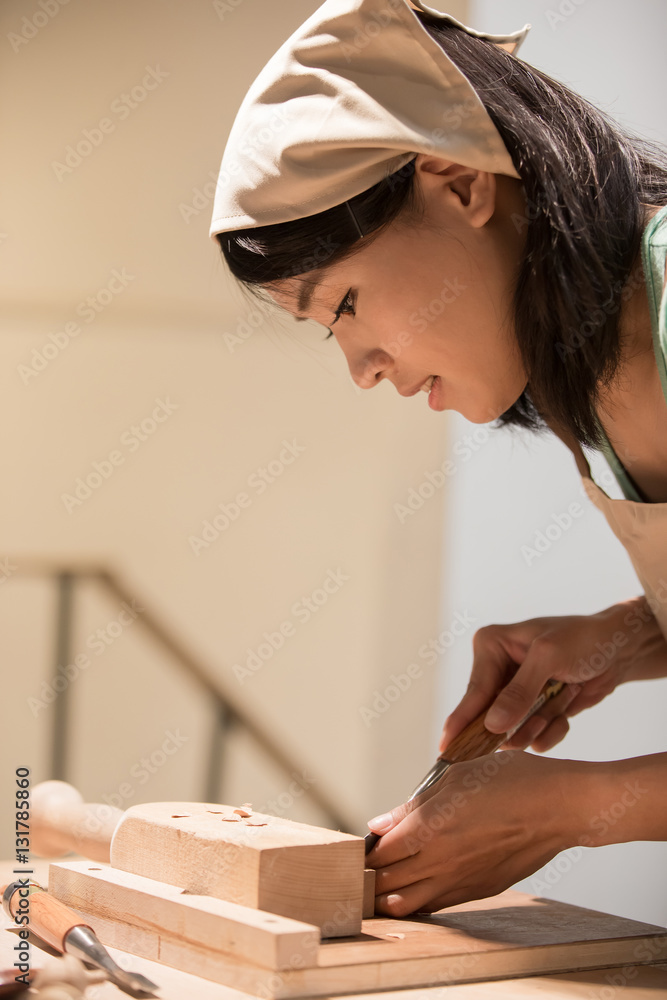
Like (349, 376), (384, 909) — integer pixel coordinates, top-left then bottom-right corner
(1, 881), (160, 996)
(365, 678), (565, 853)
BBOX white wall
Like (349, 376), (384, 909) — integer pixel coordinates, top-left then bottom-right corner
(434, 0), (667, 925)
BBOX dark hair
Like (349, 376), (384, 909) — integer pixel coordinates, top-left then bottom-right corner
(219, 13), (667, 447)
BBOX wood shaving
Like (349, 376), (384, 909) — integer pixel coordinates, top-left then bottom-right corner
(213, 802), (268, 826)
(385, 932), (406, 939)
(171, 814), (191, 818)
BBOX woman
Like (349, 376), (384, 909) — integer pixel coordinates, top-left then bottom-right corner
(211, 0), (667, 916)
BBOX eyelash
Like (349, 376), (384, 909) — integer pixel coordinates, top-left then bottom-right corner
(325, 290), (355, 339)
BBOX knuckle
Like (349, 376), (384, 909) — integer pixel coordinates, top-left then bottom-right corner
(528, 634), (557, 664)
(471, 624), (497, 651)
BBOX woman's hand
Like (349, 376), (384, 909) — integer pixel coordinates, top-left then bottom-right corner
(366, 750), (581, 916)
(441, 597), (665, 755)
(366, 751), (667, 916)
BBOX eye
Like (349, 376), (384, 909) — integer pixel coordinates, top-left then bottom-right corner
(334, 290), (355, 321)
(325, 289), (355, 340)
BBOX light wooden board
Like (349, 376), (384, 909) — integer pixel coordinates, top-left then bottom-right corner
(49, 862), (667, 999)
(49, 861), (320, 970)
(1, 863), (667, 1000)
(110, 801), (364, 937)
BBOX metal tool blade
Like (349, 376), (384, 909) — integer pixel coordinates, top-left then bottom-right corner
(65, 926), (160, 996)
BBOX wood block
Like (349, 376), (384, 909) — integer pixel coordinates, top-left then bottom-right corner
(48, 866), (667, 999)
(109, 802), (364, 937)
(49, 861), (320, 970)
(362, 869), (375, 919)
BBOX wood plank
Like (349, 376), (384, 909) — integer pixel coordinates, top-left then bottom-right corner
(49, 861), (320, 971)
(47, 866), (667, 999)
(110, 801), (364, 937)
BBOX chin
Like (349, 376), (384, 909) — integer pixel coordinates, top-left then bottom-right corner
(458, 402), (505, 424)
(460, 386), (527, 424)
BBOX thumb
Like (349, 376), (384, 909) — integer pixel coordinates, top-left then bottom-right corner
(484, 654), (550, 734)
(367, 800), (412, 836)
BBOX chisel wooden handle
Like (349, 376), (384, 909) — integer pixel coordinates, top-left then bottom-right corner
(443, 678), (565, 763)
(31, 781), (122, 862)
(2, 882), (94, 952)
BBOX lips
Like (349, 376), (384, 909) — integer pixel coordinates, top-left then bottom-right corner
(399, 375), (436, 397)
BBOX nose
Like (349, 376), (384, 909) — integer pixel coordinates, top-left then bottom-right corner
(348, 348), (394, 390)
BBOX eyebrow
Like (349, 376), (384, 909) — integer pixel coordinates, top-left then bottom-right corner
(294, 281), (319, 322)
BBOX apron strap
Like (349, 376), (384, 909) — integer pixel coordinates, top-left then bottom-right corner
(546, 420), (592, 480)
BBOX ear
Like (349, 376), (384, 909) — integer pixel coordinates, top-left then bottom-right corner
(412, 154), (496, 228)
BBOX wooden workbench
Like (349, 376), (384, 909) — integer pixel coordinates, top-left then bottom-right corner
(2, 860), (666, 999)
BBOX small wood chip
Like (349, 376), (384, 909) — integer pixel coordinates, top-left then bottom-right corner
(171, 814), (191, 818)
(233, 806), (253, 818)
(221, 815), (242, 822)
(206, 810), (224, 814)
(245, 820), (268, 826)
(386, 932), (406, 940)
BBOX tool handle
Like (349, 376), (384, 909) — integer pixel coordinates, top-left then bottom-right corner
(31, 781), (122, 862)
(2, 882), (94, 953)
(443, 678), (565, 763)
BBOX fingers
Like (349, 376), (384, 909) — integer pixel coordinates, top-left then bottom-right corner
(439, 627), (514, 752)
(530, 715), (570, 752)
(366, 801), (412, 839)
(501, 682), (581, 749)
(374, 875), (440, 918)
(483, 637), (570, 734)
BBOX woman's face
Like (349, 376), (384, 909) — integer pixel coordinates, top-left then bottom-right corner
(264, 157), (529, 424)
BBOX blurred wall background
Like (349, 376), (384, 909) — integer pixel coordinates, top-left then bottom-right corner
(1, 0), (666, 931)
(1, 0), (468, 852)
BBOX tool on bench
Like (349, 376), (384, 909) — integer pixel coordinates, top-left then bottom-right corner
(1, 881), (160, 997)
(365, 678), (566, 853)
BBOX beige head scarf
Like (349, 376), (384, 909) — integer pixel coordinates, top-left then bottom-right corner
(209, 0), (530, 240)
